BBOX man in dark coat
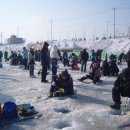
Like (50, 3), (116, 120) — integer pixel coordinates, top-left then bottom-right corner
(127, 49), (130, 67)
(110, 67), (130, 110)
(101, 60), (110, 76)
(49, 69), (74, 97)
(109, 61), (119, 76)
(0, 51), (3, 62)
(80, 48), (89, 72)
(4, 51), (8, 61)
(41, 42), (49, 83)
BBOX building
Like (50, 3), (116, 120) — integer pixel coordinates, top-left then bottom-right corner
(7, 35), (25, 44)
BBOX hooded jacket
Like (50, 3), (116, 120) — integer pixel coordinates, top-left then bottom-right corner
(50, 45), (60, 59)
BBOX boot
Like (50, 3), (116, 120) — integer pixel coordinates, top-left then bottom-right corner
(110, 103), (120, 110)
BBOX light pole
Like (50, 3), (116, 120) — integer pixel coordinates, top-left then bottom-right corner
(107, 21), (110, 39)
(113, 7), (116, 39)
(50, 19), (53, 42)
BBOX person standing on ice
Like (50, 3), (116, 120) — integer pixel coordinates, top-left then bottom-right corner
(127, 48), (130, 67)
(0, 50), (3, 62)
(4, 50), (8, 61)
(28, 48), (35, 78)
(41, 42), (49, 83)
(91, 50), (96, 61)
(62, 50), (69, 67)
(110, 67), (130, 110)
(23, 47), (29, 70)
(80, 48), (89, 73)
(71, 53), (79, 70)
(50, 45), (60, 76)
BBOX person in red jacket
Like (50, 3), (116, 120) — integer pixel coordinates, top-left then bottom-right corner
(78, 60), (101, 84)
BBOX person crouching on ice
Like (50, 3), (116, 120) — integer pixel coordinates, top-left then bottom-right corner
(78, 59), (101, 84)
(110, 67), (130, 110)
(49, 69), (74, 97)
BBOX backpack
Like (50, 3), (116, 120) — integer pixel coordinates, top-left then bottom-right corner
(1, 101), (18, 120)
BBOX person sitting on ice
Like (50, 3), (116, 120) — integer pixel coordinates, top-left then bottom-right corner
(49, 69), (74, 97)
(110, 67), (130, 110)
(101, 59), (110, 76)
(9, 51), (18, 66)
(71, 53), (79, 70)
(78, 59), (101, 84)
(109, 60), (119, 76)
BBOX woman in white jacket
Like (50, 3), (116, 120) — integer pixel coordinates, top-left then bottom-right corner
(50, 45), (60, 76)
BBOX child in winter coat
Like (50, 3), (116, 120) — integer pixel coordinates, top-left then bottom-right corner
(49, 69), (74, 97)
(78, 60), (101, 84)
(28, 48), (35, 78)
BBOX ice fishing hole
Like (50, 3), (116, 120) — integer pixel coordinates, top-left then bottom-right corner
(54, 108), (71, 114)
(55, 122), (71, 129)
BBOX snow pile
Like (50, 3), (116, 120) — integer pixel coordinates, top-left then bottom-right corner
(0, 43), (26, 52)
(48, 38), (130, 52)
(1, 37), (130, 53)
(80, 38), (130, 52)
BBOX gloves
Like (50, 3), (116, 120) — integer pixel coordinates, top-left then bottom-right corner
(59, 88), (64, 93)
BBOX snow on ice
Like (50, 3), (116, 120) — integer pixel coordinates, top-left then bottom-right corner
(0, 38), (130, 130)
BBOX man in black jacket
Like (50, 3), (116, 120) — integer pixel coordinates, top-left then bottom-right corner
(127, 49), (130, 67)
(80, 48), (89, 72)
(101, 60), (110, 76)
(41, 42), (49, 83)
(49, 69), (74, 97)
(110, 67), (130, 110)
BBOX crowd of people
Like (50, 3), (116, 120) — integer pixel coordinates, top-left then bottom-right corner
(0, 41), (130, 111)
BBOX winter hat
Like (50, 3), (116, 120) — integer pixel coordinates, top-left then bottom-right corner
(43, 42), (49, 47)
(61, 69), (69, 77)
(122, 68), (130, 80)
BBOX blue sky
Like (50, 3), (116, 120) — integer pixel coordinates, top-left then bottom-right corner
(0, 0), (130, 42)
